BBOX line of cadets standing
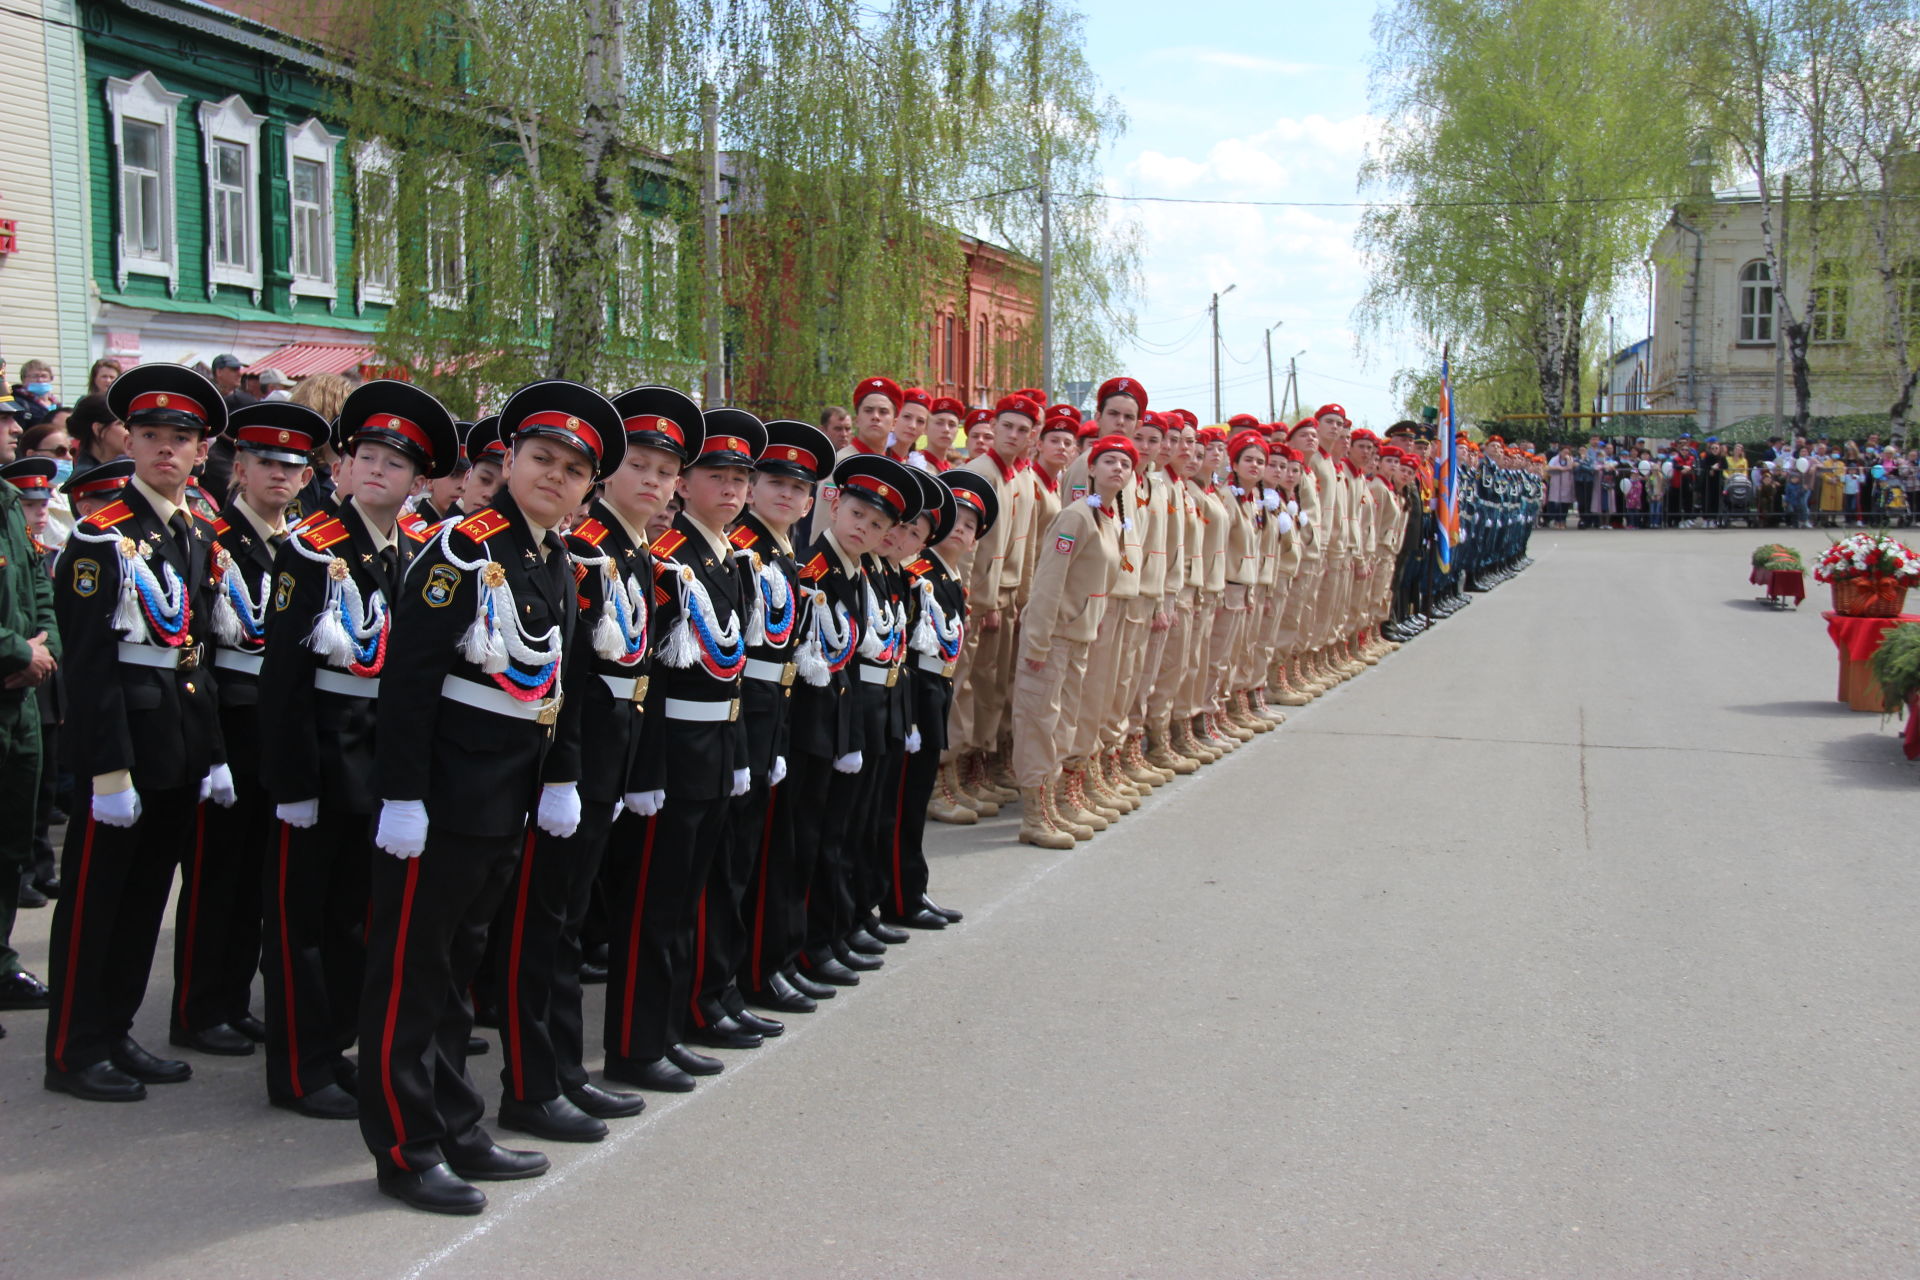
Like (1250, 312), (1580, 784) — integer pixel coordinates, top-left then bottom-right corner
(23, 360), (1452, 1217)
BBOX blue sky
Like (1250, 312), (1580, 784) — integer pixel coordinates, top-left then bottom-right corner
(1077, 0), (1418, 426)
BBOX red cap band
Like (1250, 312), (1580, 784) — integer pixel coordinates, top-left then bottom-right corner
(236, 424), (320, 453)
(701, 435), (750, 459)
(360, 413), (435, 458)
(519, 409), (603, 462)
(843, 473), (905, 515)
(764, 444), (818, 472)
(623, 414), (685, 446)
(127, 390), (209, 424)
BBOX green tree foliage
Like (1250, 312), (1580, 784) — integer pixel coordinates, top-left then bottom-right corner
(1356, 0), (1695, 436)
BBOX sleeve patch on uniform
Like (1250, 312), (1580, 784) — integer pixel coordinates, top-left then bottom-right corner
(273, 571), (294, 612)
(423, 564), (461, 608)
(72, 558), (100, 596)
(1054, 533), (1076, 555)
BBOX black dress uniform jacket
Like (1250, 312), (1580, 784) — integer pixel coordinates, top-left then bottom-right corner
(543, 501), (653, 803)
(790, 534), (862, 761)
(728, 512), (806, 779)
(903, 549), (966, 753)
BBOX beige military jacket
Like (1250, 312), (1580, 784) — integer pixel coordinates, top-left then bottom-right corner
(1019, 498), (1122, 664)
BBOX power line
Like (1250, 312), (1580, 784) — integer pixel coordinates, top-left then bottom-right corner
(1078, 191), (1686, 209)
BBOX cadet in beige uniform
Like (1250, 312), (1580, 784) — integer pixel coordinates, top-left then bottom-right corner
(1181, 427), (1233, 758)
(1144, 413), (1203, 775)
(1276, 420), (1325, 702)
(1116, 410), (1177, 790)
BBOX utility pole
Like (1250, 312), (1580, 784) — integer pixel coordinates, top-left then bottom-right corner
(1039, 152), (1053, 406)
(1264, 321), (1283, 421)
(701, 84), (723, 407)
(1210, 283), (1236, 422)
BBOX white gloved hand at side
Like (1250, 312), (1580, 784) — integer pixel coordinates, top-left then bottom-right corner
(206, 763), (237, 808)
(905, 728), (922, 754)
(730, 767), (752, 797)
(93, 788), (142, 828)
(1262, 490), (1281, 511)
(375, 799), (429, 858)
(622, 790), (665, 817)
(1274, 511), (1295, 535)
(537, 782), (582, 838)
(833, 751), (864, 774)
(276, 798), (320, 829)
(769, 756), (788, 787)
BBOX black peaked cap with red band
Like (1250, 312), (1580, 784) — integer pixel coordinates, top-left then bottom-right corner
(0, 457), (60, 494)
(63, 457), (135, 500)
(695, 407), (766, 469)
(465, 415), (505, 464)
(831, 453), (922, 524)
(612, 385), (704, 465)
(229, 401), (330, 465)
(500, 379), (625, 480)
(756, 419), (834, 484)
(907, 466), (955, 543)
(108, 363), (228, 438)
(338, 379), (461, 480)
(940, 468), (999, 537)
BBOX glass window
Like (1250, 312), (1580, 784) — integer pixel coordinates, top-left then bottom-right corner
(649, 219), (678, 344)
(426, 177), (466, 307)
(1811, 260), (1849, 343)
(291, 158), (325, 281)
(359, 167), (397, 295)
(122, 121), (164, 256)
(1738, 260), (1773, 344)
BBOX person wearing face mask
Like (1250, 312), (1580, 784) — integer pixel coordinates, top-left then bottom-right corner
(11, 360), (60, 429)
(19, 423), (76, 550)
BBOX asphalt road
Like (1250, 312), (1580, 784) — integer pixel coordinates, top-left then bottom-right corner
(3, 528), (1917, 1279)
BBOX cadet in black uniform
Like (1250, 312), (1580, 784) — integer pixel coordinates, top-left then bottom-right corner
(257, 383), (457, 1120)
(603, 410), (761, 1093)
(885, 470), (994, 929)
(359, 380), (620, 1215)
(701, 419), (833, 1026)
(493, 386), (700, 1143)
(412, 429), (470, 527)
(170, 403), (325, 1061)
(45, 364), (230, 1102)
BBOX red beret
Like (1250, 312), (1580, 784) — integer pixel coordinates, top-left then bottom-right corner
(1017, 387), (1045, 404)
(1088, 434), (1139, 468)
(1314, 403), (1347, 423)
(930, 396), (965, 418)
(994, 394), (1041, 423)
(1281, 446), (1305, 463)
(901, 387), (932, 410)
(964, 407), (993, 427)
(1047, 402), (1082, 422)
(1349, 427), (1379, 445)
(1076, 420), (1101, 440)
(1227, 413), (1260, 430)
(1170, 408), (1199, 429)
(1288, 418), (1318, 439)
(854, 376), (904, 410)
(1227, 428), (1269, 461)
(1197, 425), (1227, 445)
(1040, 411), (1081, 439)
(1138, 410), (1168, 432)
(1095, 376), (1148, 412)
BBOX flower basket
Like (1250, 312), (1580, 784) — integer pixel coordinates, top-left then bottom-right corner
(1751, 543), (1804, 572)
(1832, 577), (1910, 618)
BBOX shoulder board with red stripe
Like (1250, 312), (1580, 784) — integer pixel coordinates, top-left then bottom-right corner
(728, 524), (759, 551)
(572, 517), (611, 549)
(400, 514), (433, 543)
(651, 529), (688, 559)
(212, 516), (231, 537)
(905, 557), (932, 577)
(798, 551), (829, 582)
(297, 515), (351, 552)
(83, 499), (135, 532)
(455, 508), (510, 544)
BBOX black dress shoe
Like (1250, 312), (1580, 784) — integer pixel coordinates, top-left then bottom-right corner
(664, 1043), (724, 1076)
(45, 1060), (147, 1102)
(32, 875), (60, 900)
(170, 1023), (255, 1056)
(378, 1163), (486, 1216)
(234, 1012), (267, 1043)
(499, 1095), (608, 1143)
(0, 969), (51, 1010)
(17, 878), (47, 909)
(333, 1056), (359, 1096)
(833, 942), (883, 971)
(467, 1035), (490, 1057)
(865, 919), (910, 945)
(578, 960), (608, 985)
(566, 1081), (645, 1119)
(746, 981), (816, 1014)
(731, 1008), (784, 1037)
(686, 1016), (761, 1051)
(921, 894), (963, 923)
(603, 1056), (696, 1093)
(803, 956), (861, 987)
(886, 906), (949, 930)
(111, 1037), (192, 1084)
(444, 1141), (550, 1182)
(784, 967), (837, 999)
(270, 1082), (358, 1120)
(844, 928), (887, 956)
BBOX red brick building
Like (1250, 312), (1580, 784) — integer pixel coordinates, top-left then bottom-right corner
(925, 235), (1040, 406)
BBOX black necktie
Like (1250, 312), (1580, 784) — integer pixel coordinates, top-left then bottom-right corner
(170, 512), (194, 566)
(380, 546), (398, 584)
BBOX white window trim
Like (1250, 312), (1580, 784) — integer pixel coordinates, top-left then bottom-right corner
(286, 118), (343, 304)
(105, 70), (186, 294)
(197, 94), (267, 296)
(1736, 259), (1774, 346)
(354, 139), (398, 310)
(425, 166), (468, 311)
(649, 216), (679, 344)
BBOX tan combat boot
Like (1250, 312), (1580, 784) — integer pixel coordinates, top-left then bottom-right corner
(1042, 778), (1094, 841)
(957, 751), (1001, 816)
(1172, 715), (1212, 765)
(1146, 714), (1198, 775)
(984, 751), (1021, 804)
(1062, 761), (1117, 825)
(1018, 788), (1075, 849)
(929, 760), (978, 825)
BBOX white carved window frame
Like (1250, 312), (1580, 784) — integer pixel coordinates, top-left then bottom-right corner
(286, 118), (343, 302)
(198, 93), (267, 296)
(649, 216), (679, 344)
(354, 139), (398, 310)
(105, 70), (185, 293)
(425, 164), (467, 311)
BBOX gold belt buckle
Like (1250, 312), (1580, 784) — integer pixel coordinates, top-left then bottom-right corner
(178, 641), (202, 672)
(632, 675), (650, 704)
(537, 698), (560, 726)
(885, 667), (898, 688)
(941, 660), (956, 678)
(728, 697), (740, 722)
(780, 662), (796, 686)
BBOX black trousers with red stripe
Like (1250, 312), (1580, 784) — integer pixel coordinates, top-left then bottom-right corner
(886, 745), (941, 918)
(496, 799), (615, 1103)
(172, 770), (265, 1036)
(690, 786), (767, 1027)
(800, 754), (875, 963)
(602, 798), (728, 1065)
(44, 787), (197, 1074)
(358, 826), (523, 1175)
(261, 807), (372, 1103)
(738, 781), (797, 994)
(851, 741), (907, 921)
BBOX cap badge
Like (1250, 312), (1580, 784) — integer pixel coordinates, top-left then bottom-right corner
(388, 417), (402, 428)
(566, 417), (581, 432)
(277, 430), (291, 444)
(157, 395), (170, 407)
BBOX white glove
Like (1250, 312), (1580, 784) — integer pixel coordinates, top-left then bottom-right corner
(905, 729), (923, 754)
(1262, 490), (1281, 512)
(730, 767), (752, 797)
(276, 798), (320, 829)
(769, 756), (788, 787)
(93, 788), (142, 828)
(1286, 499), (1299, 517)
(833, 751), (864, 774)
(1275, 511), (1295, 535)
(375, 799), (429, 859)
(537, 782), (582, 838)
(1300, 511), (1314, 527)
(623, 789), (664, 817)
(206, 763), (237, 808)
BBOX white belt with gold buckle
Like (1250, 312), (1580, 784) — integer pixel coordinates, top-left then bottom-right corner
(441, 675), (560, 724)
(316, 667), (381, 699)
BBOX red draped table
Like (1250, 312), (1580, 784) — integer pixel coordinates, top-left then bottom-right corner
(1822, 611), (1920, 712)
(1750, 566), (1805, 606)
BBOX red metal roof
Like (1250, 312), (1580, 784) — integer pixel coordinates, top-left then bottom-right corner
(242, 342), (379, 379)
